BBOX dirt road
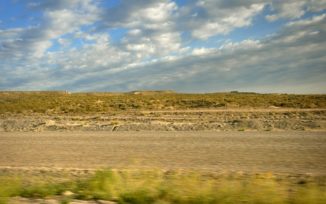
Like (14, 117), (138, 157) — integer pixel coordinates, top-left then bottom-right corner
(0, 131), (325, 174)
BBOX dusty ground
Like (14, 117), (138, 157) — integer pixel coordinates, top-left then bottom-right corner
(1, 106), (325, 203)
(1, 131), (325, 174)
(1, 108), (325, 132)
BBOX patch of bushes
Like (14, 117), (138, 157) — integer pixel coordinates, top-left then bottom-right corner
(0, 92), (325, 115)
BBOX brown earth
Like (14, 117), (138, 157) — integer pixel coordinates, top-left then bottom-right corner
(1, 108), (325, 132)
(0, 131), (325, 174)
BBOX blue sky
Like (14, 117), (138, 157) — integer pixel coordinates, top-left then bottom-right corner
(0, 0), (325, 93)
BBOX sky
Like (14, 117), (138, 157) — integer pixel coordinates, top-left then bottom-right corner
(0, 0), (325, 93)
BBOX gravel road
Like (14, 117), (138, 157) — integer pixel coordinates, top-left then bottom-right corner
(0, 131), (325, 174)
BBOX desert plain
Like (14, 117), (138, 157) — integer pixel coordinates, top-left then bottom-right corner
(0, 91), (325, 204)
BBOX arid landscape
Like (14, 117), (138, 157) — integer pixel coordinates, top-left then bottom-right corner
(0, 91), (325, 203)
(1, 91), (325, 132)
(2, 0), (326, 203)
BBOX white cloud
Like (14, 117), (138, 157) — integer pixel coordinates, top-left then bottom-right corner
(124, 31), (181, 57)
(33, 40), (52, 58)
(266, 1), (305, 21)
(286, 14), (326, 27)
(0, 0), (100, 60)
(60, 13), (325, 93)
(102, 0), (177, 30)
(307, 0), (326, 12)
(128, 29), (142, 36)
(1, 0), (325, 93)
(110, 1), (182, 57)
(266, 0), (326, 21)
(192, 48), (217, 56)
(135, 2), (177, 23)
(219, 39), (262, 50)
(189, 2), (265, 39)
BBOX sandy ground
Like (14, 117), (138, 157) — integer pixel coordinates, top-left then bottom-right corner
(0, 131), (325, 174)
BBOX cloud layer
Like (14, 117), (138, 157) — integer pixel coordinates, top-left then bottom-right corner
(0, 0), (325, 93)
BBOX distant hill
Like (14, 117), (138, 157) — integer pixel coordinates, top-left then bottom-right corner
(129, 90), (176, 95)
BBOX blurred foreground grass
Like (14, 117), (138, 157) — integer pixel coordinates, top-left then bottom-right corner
(1, 169), (325, 204)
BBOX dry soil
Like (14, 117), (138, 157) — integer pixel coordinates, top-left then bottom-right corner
(0, 131), (325, 174)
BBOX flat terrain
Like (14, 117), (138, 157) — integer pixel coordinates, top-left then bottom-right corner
(1, 92), (325, 203)
(1, 131), (325, 174)
(2, 108), (325, 132)
(1, 91), (325, 115)
(1, 92), (325, 131)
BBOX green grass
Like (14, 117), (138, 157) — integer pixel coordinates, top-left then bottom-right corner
(0, 91), (325, 115)
(1, 170), (325, 204)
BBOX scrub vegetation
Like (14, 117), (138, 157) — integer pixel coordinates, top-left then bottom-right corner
(1, 169), (326, 204)
(0, 91), (325, 115)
